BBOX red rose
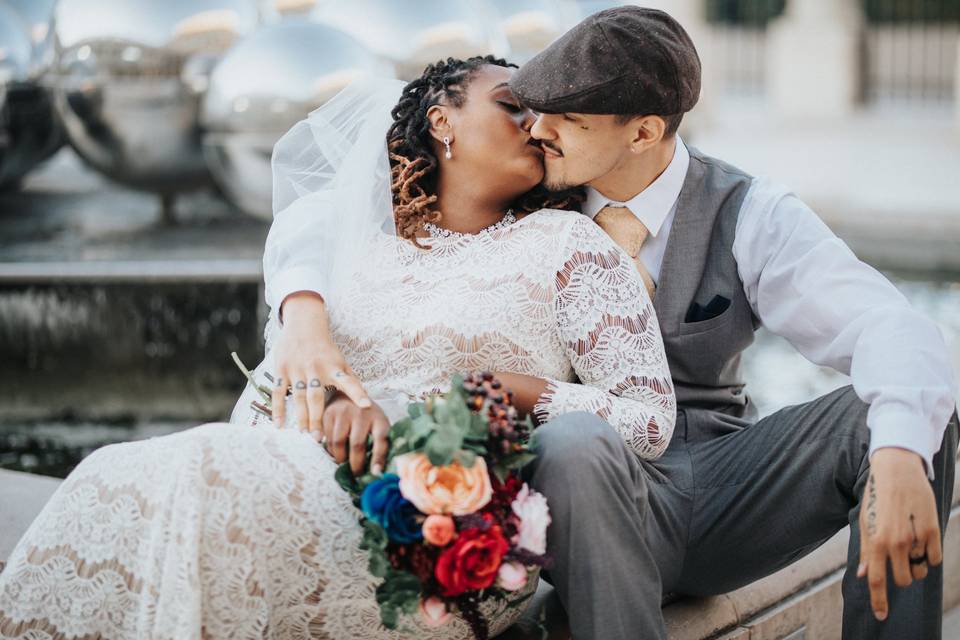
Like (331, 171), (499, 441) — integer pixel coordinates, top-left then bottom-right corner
(434, 518), (509, 597)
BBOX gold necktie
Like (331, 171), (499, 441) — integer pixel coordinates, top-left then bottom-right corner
(593, 205), (656, 299)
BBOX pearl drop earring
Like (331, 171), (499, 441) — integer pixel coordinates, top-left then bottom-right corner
(443, 136), (452, 160)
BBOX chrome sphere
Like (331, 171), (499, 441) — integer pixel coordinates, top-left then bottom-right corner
(5, 0), (59, 76)
(0, 4), (62, 188)
(201, 21), (392, 219)
(311, 0), (508, 80)
(258, 0), (323, 23)
(488, 0), (578, 63)
(50, 0), (259, 194)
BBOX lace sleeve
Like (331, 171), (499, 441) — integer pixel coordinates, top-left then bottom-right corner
(534, 216), (677, 459)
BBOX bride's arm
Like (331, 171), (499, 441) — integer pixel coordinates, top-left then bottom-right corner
(534, 217), (677, 460)
(263, 195), (372, 431)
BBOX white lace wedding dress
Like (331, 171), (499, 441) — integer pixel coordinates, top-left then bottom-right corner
(0, 209), (675, 639)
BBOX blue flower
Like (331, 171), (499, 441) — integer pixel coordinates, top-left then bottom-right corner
(361, 474), (423, 543)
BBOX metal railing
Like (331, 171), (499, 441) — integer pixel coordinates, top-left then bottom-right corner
(865, 0), (959, 104)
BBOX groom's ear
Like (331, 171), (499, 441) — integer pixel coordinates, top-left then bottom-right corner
(627, 115), (667, 154)
(426, 105), (453, 144)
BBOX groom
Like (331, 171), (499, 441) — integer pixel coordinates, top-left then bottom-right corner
(505, 6), (958, 640)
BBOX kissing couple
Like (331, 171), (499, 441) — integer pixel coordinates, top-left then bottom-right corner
(1, 6), (956, 640)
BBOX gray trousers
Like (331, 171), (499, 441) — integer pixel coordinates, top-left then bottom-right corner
(526, 386), (959, 640)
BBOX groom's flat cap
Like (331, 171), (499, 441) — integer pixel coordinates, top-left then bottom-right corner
(510, 6), (701, 116)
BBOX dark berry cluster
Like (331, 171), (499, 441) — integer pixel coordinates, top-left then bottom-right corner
(386, 542), (438, 588)
(461, 372), (531, 462)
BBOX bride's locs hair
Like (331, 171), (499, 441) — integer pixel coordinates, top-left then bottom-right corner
(386, 55), (583, 246)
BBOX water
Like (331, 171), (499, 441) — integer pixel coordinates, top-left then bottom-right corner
(2, 272), (958, 479)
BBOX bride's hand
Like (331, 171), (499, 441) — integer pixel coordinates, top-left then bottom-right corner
(271, 292), (372, 435)
(322, 391), (390, 476)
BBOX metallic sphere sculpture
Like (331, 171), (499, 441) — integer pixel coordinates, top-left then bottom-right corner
(5, 0), (59, 76)
(0, 4), (62, 189)
(311, 0), (508, 80)
(201, 21), (392, 219)
(49, 0), (259, 194)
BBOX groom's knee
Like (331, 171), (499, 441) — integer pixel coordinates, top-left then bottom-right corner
(531, 412), (633, 483)
(534, 411), (619, 457)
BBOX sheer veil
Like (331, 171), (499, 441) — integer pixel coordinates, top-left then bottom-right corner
(262, 76), (406, 349)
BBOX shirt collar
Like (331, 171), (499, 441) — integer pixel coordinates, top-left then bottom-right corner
(582, 136), (690, 237)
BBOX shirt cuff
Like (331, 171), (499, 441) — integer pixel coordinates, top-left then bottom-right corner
(266, 266), (327, 321)
(868, 403), (940, 481)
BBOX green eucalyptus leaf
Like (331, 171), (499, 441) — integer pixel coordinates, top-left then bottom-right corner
(379, 603), (399, 629)
(368, 549), (389, 578)
(361, 520), (388, 551)
(411, 414), (436, 440)
(407, 403), (425, 419)
(390, 417), (413, 441)
(335, 462), (361, 496)
(426, 427), (461, 466)
(469, 413), (489, 438)
(456, 449), (477, 467)
(505, 452), (538, 470)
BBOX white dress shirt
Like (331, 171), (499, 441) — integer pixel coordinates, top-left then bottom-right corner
(582, 137), (957, 479)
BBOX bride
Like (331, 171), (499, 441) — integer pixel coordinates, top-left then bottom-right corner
(0, 56), (675, 639)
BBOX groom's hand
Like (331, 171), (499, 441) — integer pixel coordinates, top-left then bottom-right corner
(857, 448), (942, 621)
(272, 292), (371, 433)
(322, 391), (390, 476)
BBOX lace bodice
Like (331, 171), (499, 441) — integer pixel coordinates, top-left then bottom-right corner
(325, 208), (676, 458)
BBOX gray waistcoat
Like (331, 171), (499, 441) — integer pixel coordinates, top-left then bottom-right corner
(652, 147), (760, 419)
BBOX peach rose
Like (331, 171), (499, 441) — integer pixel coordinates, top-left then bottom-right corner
(422, 514), (456, 546)
(395, 452), (492, 516)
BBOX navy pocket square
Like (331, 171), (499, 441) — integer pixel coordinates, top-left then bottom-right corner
(684, 295), (731, 323)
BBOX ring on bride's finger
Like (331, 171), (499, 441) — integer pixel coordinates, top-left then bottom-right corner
(295, 380), (307, 391)
(275, 377), (285, 388)
(333, 370), (346, 379)
(309, 378), (322, 388)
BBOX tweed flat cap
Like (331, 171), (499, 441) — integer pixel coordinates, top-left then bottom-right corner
(510, 6), (701, 116)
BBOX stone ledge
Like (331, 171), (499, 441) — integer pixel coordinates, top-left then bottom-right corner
(0, 469), (62, 572)
(2, 454), (958, 639)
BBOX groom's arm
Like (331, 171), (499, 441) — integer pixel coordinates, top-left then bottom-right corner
(732, 176), (957, 620)
(733, 178), (956, 478)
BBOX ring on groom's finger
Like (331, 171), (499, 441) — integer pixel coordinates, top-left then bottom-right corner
(295, 380), (307, 391)
(909, 553), (928, 565)
(309, 378), (322, 388)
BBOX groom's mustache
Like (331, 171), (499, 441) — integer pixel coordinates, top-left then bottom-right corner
(537, 140), (563, 156)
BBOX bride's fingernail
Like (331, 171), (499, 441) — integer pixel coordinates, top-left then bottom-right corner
(371, 464), (383, 476)
(359, 398), (372, 408)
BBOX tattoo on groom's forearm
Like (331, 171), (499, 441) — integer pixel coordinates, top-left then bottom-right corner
(866, 474), (878, 536)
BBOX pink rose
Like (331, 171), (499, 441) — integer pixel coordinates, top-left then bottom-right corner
(419, 596), (451, 627)
(395, 452), (492, 516)
(422, 514), (456, 546)
(496, 561), (529, 591)
(511, 483), (551, 555)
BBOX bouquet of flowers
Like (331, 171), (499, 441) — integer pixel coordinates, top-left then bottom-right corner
(232, 356), (551, 639)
